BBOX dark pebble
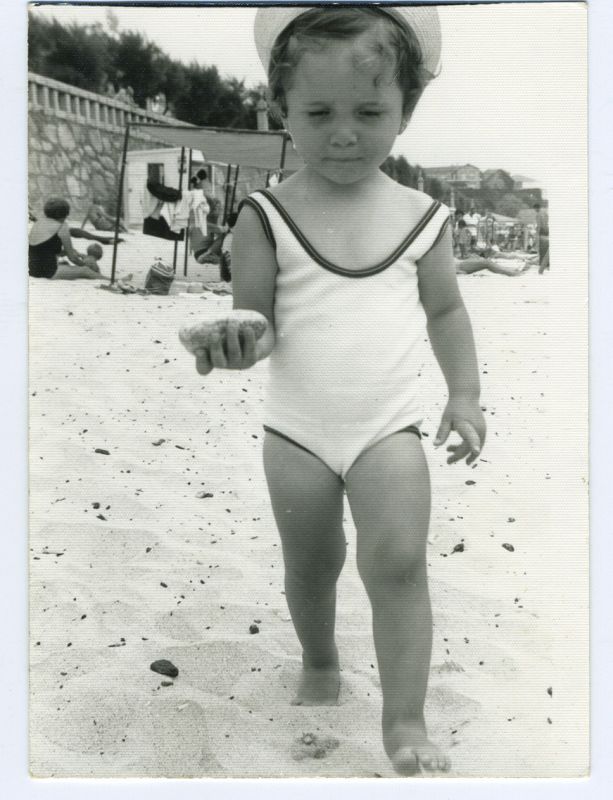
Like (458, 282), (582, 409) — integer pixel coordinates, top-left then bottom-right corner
(92, 502), (100, 509)
(465, 480), (476, 485)
(94, 449), (110, 455)
(249, 624), (260, 634)
(502, 543), (515, 552)
(451, 543), (465, 553)
(150, 659), (179, 678)
(160, 680), (174, 687)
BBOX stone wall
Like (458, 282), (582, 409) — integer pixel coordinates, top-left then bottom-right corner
(28, 72), (190, 218)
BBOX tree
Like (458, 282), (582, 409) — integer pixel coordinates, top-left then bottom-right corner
(28, 14), (112, 92)
(495, 193), (528, 219)
(28, 11), (260, 128)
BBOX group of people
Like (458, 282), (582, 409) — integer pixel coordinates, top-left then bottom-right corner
(451, 203), (549, 275)
(28, 198), (112, 280)
(187, 167), (236, 281)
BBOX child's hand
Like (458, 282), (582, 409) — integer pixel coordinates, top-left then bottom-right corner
(194, 322), (258, 375)
(434, 397), (486, 465)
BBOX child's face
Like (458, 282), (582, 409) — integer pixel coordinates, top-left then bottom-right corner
(284, 34), (405, 186)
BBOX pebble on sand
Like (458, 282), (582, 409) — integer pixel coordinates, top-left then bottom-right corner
(502, 543), (515, 552)
(249, 624), (260, 634)
(150, 659), (179, 678)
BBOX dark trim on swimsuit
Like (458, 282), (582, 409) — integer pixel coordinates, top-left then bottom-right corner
(263, 424), (421, 477)
(255, 189), (442, 278)
(418, 216), (450, 260)
(238, 197), (276, 249)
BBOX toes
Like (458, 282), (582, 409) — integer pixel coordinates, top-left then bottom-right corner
(416, 748), (451, 773)
(391, 747), (419, 776)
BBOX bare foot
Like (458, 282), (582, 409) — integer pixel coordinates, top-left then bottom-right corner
(384, 722), (451, 776)
(292, 653), (340, 706)
(292, 666), (340, 706)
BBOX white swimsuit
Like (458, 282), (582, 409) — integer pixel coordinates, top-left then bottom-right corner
(242, 189), (450, 479)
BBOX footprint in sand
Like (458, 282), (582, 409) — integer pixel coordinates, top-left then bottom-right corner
(291, 732), (340, 761)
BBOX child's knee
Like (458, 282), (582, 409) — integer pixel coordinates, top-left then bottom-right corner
(286, 547), (346, 587)
(357, 544), (426, 596)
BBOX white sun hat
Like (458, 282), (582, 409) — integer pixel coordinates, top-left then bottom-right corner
(254, 5), (442, 83)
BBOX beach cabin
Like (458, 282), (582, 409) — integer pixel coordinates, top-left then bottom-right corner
(124, 147), (208, 228)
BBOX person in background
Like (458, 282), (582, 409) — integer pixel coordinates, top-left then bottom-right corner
(533, 203), (550, 273)
(463, 208), (480, 248)
(457, 218), (472, 259)
(29, 197), (109, 280)
(452, 208), (464, 255)
(83, 198), (128, 234)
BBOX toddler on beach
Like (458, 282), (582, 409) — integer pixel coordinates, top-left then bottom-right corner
(189, 6), (485, 776)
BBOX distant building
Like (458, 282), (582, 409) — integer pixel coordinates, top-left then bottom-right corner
(423, 164), (482, 189)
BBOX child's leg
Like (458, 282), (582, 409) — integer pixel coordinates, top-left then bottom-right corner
(263, 431), (346, 705)
(345, 431), (450, 775)
(52, 264), (106, 280)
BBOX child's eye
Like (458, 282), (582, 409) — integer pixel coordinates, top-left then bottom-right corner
(360, 110), (382, 118)
(307, 110), (329, 118)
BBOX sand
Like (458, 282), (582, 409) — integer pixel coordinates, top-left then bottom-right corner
(28, 229), (588, 779)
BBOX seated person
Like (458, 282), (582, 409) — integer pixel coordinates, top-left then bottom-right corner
(82, 242), (104, 272)
(83, 199), (128, 233)
(197, 212), (237, 277)
(29, 205), (121, 244)
(29, 198), (110, 280)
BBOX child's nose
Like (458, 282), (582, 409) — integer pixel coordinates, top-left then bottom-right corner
(330, 126), (358, 147)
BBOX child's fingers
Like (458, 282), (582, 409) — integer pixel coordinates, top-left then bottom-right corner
(194, 348), (213, 376)
(208, 333), (228, 368)
(446, 442), (470, 464)
(455, 420), (482, 456)
(241, 327), (256, 366)
(225, 323), (242, 366)
(434, 417), (451, 447)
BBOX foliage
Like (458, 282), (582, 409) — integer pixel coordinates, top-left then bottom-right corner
(494, 193), (529, 218)
(381, 155), (445, 200)
(28, 11), (260, 129)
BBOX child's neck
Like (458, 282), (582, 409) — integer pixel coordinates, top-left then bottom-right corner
(300, 165), (389, 205)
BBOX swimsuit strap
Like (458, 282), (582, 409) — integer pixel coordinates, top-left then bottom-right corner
(250, 189), (448, 277)
(237, 196), (276, 249)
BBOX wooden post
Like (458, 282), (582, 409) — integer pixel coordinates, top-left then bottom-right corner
(183, 148), (193, 277)
(222, 163), (232, 225)
(172, 146), (186, 272)
(279, 133), (289, 183)
(110, 123), (130, 284)
(229, 165), (240, 214)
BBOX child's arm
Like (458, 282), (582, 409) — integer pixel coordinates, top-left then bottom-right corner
(417, 225), (486, 464)
(195, 203), (277, 375)
(57, 223), (85, 266)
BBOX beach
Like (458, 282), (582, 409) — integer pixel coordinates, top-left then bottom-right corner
(28, 230), (588, 779)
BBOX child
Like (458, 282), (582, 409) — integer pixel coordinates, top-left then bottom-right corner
(190, 6), (485, 776)
(83, 242), (104, 272)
